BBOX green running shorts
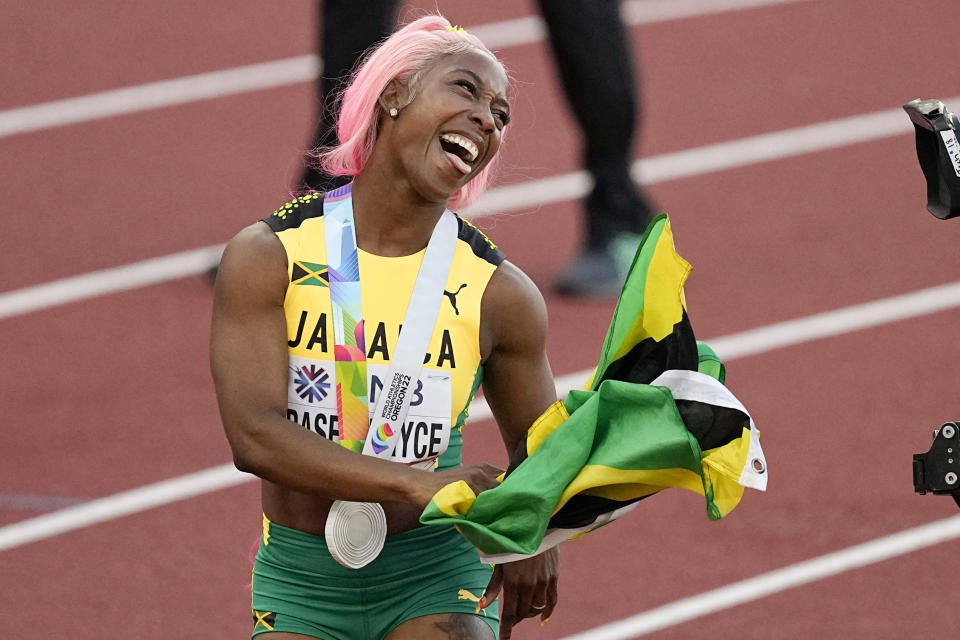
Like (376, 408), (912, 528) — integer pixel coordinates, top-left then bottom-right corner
(251, 516), (499, 639)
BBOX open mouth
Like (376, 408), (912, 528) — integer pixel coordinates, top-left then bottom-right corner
(439, 133), (479, 175)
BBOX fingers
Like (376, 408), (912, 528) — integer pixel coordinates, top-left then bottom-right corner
(495, 548), (561, 636)
(540, 549), (560, 623)
(481, 462), (505, 476)
(527, 576), (549, 621)
(498, 575), (519, 640)
(481, 565), (503, 611)
(482, 566), (512, 639)
(477, 463), (505, 487)
(466, 463), (504, 493)
(539, 573), (558, 624)
(491, 566), (549, 639)
(481, 565), (522, 640)
(411, 462), (505, 510)
(497, 576), (541, 638)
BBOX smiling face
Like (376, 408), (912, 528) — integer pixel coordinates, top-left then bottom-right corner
(377, 49), (511, 205)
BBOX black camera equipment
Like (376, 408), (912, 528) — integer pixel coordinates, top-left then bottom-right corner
(904, 99), (960, 508)
(902, 98), (960, 219)
(913, 422), (960, 508)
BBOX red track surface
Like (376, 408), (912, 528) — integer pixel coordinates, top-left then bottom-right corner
(4, 1), (960, 638)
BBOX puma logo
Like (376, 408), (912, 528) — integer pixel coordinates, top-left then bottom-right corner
(457, 588), (488, 615)
(443, 283), (467, 315)
(457, 588), (481, 603)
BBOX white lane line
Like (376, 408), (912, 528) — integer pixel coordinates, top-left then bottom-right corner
(3, 278), (959, 551)
(0, 464), (247, 552)
(705, 280), (960, 359)
(0, 0), (812, 138)
(0, 56), (318, 138)
(465, 95), (960, 215)
(0, 493), (90, 511)
(557, 514), (960, 640)
(619, 0), (813, 24)
(0, 245), (225, 321)
(5, 96), (956, 320)
(470, 0), (813, 49)
(470, 279), (960, 423)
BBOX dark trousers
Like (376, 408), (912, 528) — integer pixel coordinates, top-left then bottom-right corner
(538, 0), (652, 249)
(301, 1), (652, 249)
(299, 0), (400, 193)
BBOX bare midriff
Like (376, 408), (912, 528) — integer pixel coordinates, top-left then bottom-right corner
(261, 481), (423, 536)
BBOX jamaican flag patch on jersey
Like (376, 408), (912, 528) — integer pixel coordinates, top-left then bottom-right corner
(291, 261), (329, 287)
(420, 215), (767, 562)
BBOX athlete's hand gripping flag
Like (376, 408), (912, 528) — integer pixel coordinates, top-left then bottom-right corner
(420, 215), (767, 562)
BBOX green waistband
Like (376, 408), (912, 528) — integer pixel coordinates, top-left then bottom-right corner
(260, 517), (472, 582)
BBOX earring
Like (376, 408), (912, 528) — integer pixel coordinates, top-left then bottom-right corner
(389, 107), (399, 118)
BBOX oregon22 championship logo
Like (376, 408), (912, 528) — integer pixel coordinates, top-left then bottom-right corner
(370, 422), (394, 454)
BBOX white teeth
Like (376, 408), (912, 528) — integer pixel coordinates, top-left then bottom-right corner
(440, 133), (478, 162)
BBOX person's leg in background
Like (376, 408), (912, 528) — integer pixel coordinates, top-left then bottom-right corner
(299, 0), (400, 193)
(537, 0), (655, 296)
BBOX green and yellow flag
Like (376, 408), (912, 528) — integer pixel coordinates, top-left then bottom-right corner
(420, 215), (767, 562)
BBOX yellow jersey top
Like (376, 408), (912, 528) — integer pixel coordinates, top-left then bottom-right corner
(262, 192), (504, 471)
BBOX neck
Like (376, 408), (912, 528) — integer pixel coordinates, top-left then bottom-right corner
(350, 169), (447, 257)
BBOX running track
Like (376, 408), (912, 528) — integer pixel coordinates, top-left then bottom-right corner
(3, 1), (960, 638)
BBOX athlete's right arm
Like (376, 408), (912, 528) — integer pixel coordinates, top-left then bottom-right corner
(210, 222), (500, 507)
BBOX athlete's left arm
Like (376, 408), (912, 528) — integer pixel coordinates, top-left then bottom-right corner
(479, 260), (559, 638)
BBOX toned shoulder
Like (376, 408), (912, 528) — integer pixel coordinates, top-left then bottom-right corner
(215, 222), (289, 307)
(221, 221), (286, 265)
(480, 260), (548, 358)
(484, 261), (545, 315)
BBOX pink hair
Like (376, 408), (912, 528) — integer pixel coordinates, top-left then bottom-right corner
(320, 15), (508, 209)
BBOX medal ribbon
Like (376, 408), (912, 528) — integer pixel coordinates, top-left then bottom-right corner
(323, 185), (369, 452)
(323, 184), (458, 457)
(322, 184), (458, 570)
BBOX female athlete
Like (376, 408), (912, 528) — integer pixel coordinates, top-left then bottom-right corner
(211, 15), (559, 640)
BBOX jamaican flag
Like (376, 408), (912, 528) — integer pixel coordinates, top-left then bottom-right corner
(419, 215), (767, 562)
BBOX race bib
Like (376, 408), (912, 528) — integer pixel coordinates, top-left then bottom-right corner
(286, 355), (452, 465)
